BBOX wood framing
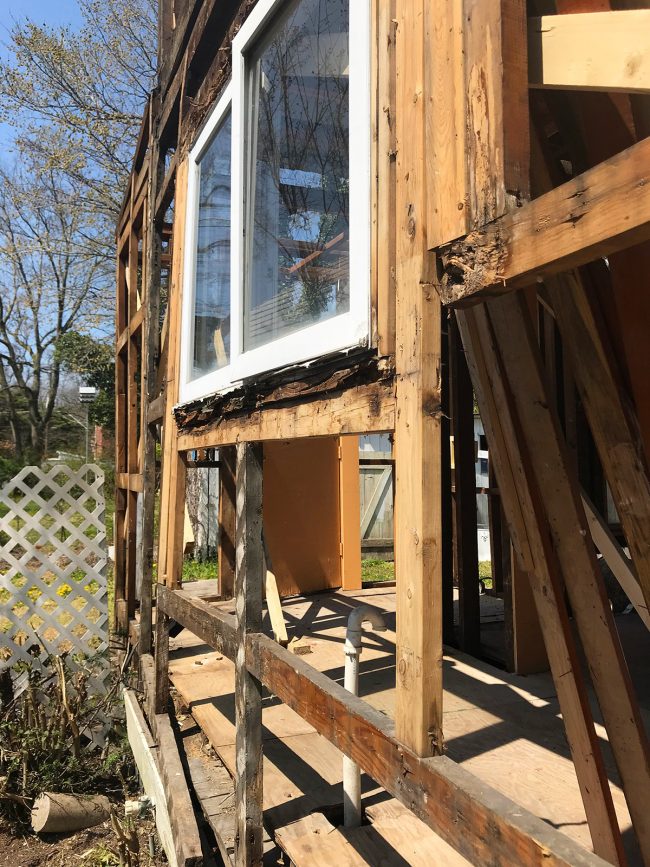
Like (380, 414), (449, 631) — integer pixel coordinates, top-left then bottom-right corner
(115, 2), (650, 863)
(439, 135), (650, 305)
(528, 11), (650, 95)
(234, 443), (264, 866)
(393, 0), (443, 758)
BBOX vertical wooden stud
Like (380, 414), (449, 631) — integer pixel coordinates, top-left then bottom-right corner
(218, 445), (237, 599)
(234, 442), (264, 867)
(339, 435), (362, 591)
(154, 583), (170, 715)
(449, 315), (480, 654)
(138, 95), (163, 655)
(394, 0), (443, 757)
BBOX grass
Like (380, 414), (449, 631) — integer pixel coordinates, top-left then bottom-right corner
(361, 558), (394, 583)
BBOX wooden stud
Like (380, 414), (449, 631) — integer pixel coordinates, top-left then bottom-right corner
(158, 159), (189, 589)
(449, 315), (480, 654)
(138, 95), (164, 655)
(339, 435), (362, 591)
(547, 274), (650, 614)
(394, 0), (443, 758)
(154, 584), (170, 716)
(218, 446), (237, 599)
(457, 306), (625, 864)
(488, 291), (650, 862)
(375, 0), (397, 356)
(234, 442), (264, 867)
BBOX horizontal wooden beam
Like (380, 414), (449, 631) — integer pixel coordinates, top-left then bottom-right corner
(529, 11), (650, 95)
(116, 472), (144, 493)
(116, 306), (145, 354)
(157, 585), (238, 660)
(158, 588), (608, 867)
(149, 393), (166, 424)
(175, 381), (395, 451)
(438, 136), (650, 305)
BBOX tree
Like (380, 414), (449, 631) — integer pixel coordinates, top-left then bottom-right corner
(0, 148), (110, 460)
(0, 0), (156, 462)
(0, 0), (157, 225)
(56, 331), (115, 433)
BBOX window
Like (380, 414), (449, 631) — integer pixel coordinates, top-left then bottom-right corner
(180, 85), (233, 400)
(180, 0), (370, 403)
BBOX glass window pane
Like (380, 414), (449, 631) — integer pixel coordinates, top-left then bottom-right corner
(245, 0), (350, 351)
(192, 111), (232, 379)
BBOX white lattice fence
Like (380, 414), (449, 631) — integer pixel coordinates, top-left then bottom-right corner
(0, 464), (109, 693)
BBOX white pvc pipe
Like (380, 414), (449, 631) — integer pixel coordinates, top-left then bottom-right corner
(343, 605), (387, 828)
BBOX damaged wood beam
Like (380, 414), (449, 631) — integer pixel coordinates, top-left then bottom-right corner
(175, 377), (395, 451)
(426, 0), (530, 249)
(438, 135), (650, 305)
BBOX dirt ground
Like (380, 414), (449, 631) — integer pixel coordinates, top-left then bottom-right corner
(0, 814), (167, 867)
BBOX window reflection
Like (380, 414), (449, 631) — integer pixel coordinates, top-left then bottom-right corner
(193, 111), (232, 378)
(246, 0), (350, 350)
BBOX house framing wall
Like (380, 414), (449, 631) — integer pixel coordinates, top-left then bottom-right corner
(115, 1), (650, 864)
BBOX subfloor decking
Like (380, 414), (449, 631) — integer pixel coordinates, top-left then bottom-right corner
(169, 583), (644, 866)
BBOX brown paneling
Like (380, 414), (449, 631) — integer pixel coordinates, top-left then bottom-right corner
(264, 438), (342, 597)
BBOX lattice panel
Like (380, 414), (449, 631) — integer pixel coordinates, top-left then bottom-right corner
(0, 465), (109, 688)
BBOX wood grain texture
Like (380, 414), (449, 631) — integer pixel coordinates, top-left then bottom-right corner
(456, 305), (625, 865)
(528, 11), (650, 94)
(488, 291), (650, 863)
(393, 0), (443, 758)
(440, 136), (650, 304)
(234, 442), (264, 866)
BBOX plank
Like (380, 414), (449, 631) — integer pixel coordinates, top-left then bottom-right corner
(546, 272), (650, 614)
(187, 756), (235, 866)
(487, 290), (650, 863)
(339, 435), (362, 591)
(247, 634), (609, 867)
(264, 570), (288, 646)
(153, 711), (205, 867)
(175, 380), (396, 451)
(234, 442), (264, 866)
(528, 11), (650, 94)
(393, 0), (443, 759)
(449, 316), (480, 654)
(456, 306), (625, 864)
(439, 136), (650, 305)
(124, 690), (180, 867)
(581, 492), (650, 630)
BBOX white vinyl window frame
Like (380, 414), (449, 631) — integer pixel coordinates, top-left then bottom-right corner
(179, 0), (371, 405)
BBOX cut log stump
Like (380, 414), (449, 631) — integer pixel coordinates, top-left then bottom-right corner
(31, 792), (111, 834)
